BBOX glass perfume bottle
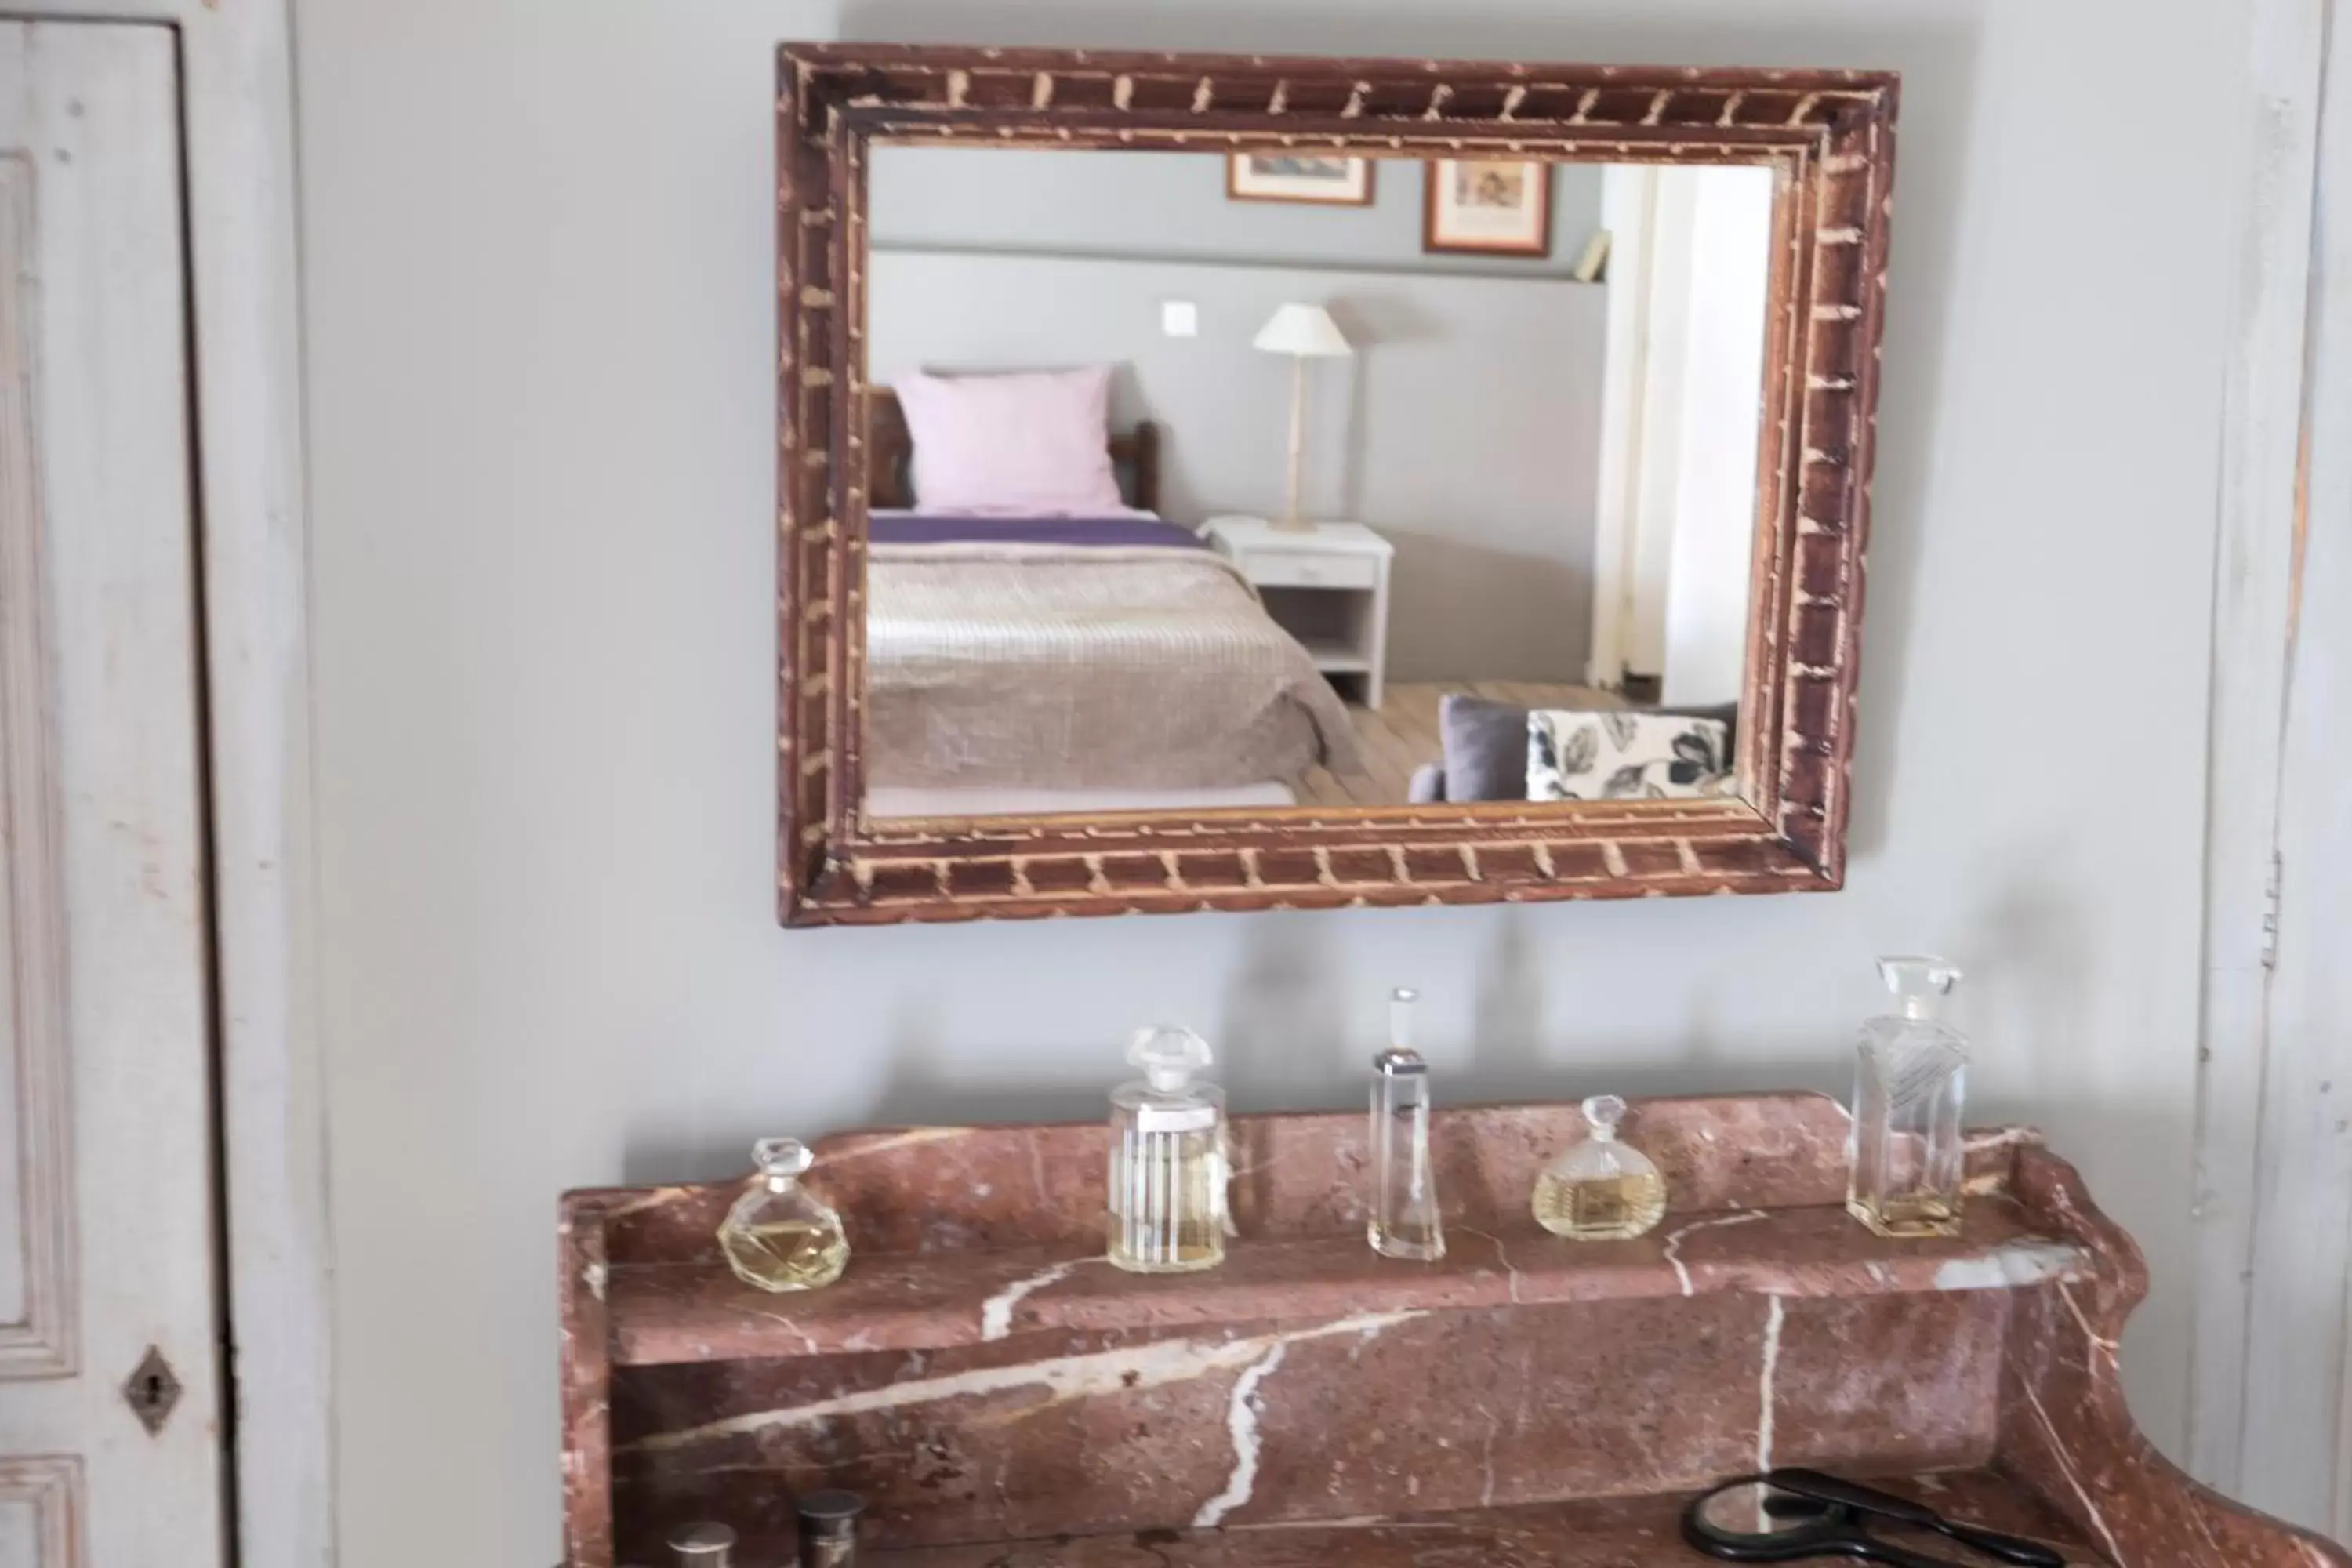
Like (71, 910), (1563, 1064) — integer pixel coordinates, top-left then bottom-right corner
(717, 1137), (850, 1291)
(1531, 1095), (1668, 1240)
(1107, 1025), (1228, 1273)
(1367, 989), (1444, 1261)
(1847, 956), (1968, 1239)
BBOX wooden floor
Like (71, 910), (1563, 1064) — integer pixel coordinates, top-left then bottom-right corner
(1298, 681), (1621, 808)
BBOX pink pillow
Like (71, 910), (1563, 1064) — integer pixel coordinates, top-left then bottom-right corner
(892, 367), (1124, 515)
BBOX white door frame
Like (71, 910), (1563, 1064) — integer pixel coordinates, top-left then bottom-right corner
(2189, 0), (2352, 1537)
(10, 4), (325, 1566)
(1586, 162), (1657, 690)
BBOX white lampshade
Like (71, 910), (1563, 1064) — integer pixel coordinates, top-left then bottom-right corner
(1252, 303), (1353, 358)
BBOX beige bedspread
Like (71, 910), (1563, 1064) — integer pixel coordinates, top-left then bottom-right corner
(864, 541), (1363, 790)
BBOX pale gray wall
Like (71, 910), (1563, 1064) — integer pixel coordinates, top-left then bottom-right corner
(293, 2), (2243, 1566)
(869, 144), (1604, 275)
(868, 246), (1608, 680)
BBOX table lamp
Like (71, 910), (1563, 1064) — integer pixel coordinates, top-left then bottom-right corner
(1253, 303), (1354, 530)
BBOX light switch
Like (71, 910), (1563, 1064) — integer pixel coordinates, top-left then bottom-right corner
(1161, 299), (1199, 338)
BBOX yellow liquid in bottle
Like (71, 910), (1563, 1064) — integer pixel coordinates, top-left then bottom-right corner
(1531, 1169), (1668, 1240)
(1847, 1190), (1960, 1240)
(1108, 1125), (1225, 1273)
(720, 1218), (850, 1291)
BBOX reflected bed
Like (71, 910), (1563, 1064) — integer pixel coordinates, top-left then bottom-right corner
(860, 390), (1359, 812)
(864, 512), (1359, 800)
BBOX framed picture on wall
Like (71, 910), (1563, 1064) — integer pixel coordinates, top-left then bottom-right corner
(1226, 152), (1376, 205)
(1423, 158), (1553, 256)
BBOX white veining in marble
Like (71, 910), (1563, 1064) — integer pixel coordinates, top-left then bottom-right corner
(1194, 1341), (1287, 1526)
(2018, 1378), (2127, 1566)
(1756, 1294), (1785, 1471)
(979, 1257), (1088, 1341)
(746, 1308), (822, 1357)
(601, 1185), (696, 1219)
(2183, 1497), (2233, 1562)
(1229, 1516), (1483, 1533)
(1454, 1227), (1524, 1304)
(1930, 1241), (2087, 1292)
(827, 1127), (971, 1162)
(2053, 1279), (2120, 1361)
(629, 1308), (1427, 1454)
(1661, 1210), (1770, 1296)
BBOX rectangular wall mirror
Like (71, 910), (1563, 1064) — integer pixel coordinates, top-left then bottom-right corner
(777, 46), (1897, 925)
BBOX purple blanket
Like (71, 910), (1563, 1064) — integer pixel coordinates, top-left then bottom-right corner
(869, 514), (1208, 552)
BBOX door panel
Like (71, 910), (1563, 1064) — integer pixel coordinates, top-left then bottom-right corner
(0, 59), (70, 1395)
(0, 21), (225, 1567)
(0, 1457), (80, 1568)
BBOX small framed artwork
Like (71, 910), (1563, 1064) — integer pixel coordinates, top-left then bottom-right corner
(1423, 158), (1553, 256)
(1226, 152), (1376, 205)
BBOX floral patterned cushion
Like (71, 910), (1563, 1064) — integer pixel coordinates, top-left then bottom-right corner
(1526, 709), (1733, 801)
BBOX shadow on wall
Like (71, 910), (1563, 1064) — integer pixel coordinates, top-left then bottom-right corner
(1329, 289), (1437, 525)
(1456, 907), (1848, 1104)
(1384, 531), (1590, 684)
(837, 0), (1986, 868)
(1218, 916), (1353, 1109)
(622, 873), (2132, 1221)
(1958, 856), (2098, 1120)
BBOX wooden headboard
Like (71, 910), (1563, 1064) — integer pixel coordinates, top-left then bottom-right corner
(866, 388), (1161, 514)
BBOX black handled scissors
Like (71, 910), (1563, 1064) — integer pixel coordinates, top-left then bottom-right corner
(1683, 1469), (2067, 1566)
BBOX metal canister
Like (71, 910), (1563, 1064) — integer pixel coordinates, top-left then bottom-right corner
(794, 1490), (866, 1568)
(666, 1522), (737, 1568)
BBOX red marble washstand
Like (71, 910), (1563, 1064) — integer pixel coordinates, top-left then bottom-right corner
(559, 1092), (2350, 1567)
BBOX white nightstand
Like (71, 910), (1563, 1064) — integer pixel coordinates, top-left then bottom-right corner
(1203, 517), (1393, 709)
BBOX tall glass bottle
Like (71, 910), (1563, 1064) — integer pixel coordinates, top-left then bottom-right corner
(1367, 988), (1444, 1261)
(1107, 1026), (1228, 1273)
(1847, 956), (1968, 1239)
(716, 1137), (851, 1291)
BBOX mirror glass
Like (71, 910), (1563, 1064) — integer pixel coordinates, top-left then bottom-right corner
(861, 145), (1777, 820)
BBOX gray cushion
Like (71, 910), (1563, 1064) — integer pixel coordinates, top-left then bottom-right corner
(1437, 693), (1740, 804)
(1437, 694), (1536, 802)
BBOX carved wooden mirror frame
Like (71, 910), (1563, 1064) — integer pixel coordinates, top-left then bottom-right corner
(776, 42), (1897, 927)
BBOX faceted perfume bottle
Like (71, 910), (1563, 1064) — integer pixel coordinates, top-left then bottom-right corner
(1367, 988), (1444, 1261)
(1532, 1095), (1668, 1240)
(1848, 956), (1969, 1238)
(716, 1137), (850, 1291)
(1108, 1025), (1229, 1273)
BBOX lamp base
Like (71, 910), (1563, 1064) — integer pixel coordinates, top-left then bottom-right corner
(1269, 515), (1319, 534)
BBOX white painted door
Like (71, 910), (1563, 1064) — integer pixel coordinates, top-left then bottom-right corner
(0, 21), (227, 1566)
(1584, 162), (1774, 704)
